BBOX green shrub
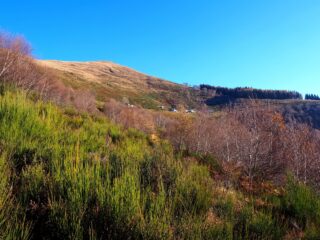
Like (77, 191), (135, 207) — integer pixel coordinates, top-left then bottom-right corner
(142, 187), (173, 239)
(20, 162), (47, 205)
(0, 153), (31, 240)
(304, 223), (320, 240)
(202, 222), (233, 240)
(195, 153), (223, 174)
(214, 197), (235, 221)
(233, 207), (282, 240)
(140, 153), (178, 194)
(282, 176), (320, 228)
(175, 216), (233, 240)
(174, 163), (213, 217)
(248, 212), (281, 240)
(110, 172), (142, 226)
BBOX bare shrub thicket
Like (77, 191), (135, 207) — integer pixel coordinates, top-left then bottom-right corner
(213, 105), (320, 189)
(157, 102), (320, 189)
(285, 123), (320, 189)
(102, 97), (320, 189)
(0, 33), (31, 81)
(103, 100), (155, 133)
(72, 89), (97, 112)
(0, 33), (49, 94)
(224, 104), (288, 183)
(0, 32), (98, 111)
(0, 32), (62, 98)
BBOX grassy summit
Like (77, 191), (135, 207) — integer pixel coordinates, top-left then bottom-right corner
(38, 60), (200, 110)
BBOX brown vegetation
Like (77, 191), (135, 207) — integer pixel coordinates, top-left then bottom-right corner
(103, 99), (155, 133)
(0, 32), (99, 112)
(37, 60), (201, 109)
(102, 97), (320, 191)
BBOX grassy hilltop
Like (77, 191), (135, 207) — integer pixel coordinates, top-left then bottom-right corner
(38, 60), (201, 110)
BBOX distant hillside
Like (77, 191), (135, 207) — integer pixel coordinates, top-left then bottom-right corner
(206, 97), (320, 130)
(200, 84), (302, 106)
(37, 61), (320, 130)
(280, 101), (320, 129)
(38, 60), (201, 109)
(198, 84), (320, 129)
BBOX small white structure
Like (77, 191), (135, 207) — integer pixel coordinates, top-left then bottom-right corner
(186, 109), (196, 113)
(127, 103), (135, 108)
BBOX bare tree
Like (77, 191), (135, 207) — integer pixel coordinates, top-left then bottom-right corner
(285, 122), (320, 189)
(0, 32), (31, 81)
(73, 90), (97, 112)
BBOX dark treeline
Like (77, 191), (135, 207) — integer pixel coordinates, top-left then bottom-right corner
(200, 84), (303, 100)
(305, 93), (320, 100)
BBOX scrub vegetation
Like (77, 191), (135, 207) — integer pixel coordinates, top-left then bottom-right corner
(1, 32), (320, 239)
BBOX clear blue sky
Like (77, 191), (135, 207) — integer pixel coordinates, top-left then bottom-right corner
(1, 0), (320, 95)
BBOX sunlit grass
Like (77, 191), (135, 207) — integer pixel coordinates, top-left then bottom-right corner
(0, 87), (320, 239)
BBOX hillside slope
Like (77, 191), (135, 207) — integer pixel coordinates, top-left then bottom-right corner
(38, 60), (201, 109)
(280, 100), (320, 129)
(1, 88), (320, 239)
(38, 60), (320, 130)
